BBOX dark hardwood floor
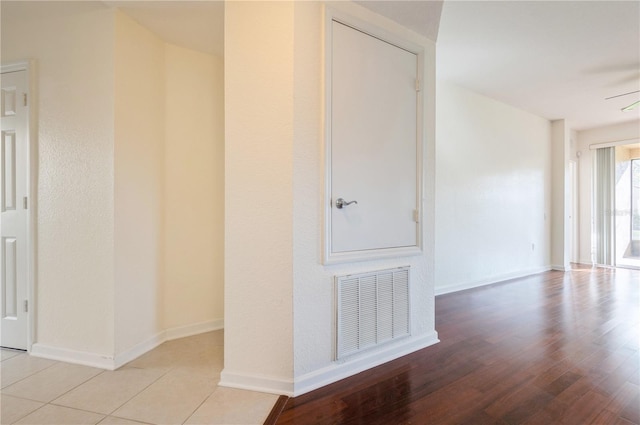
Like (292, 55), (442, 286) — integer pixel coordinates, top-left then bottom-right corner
(270, 265), (639, 424)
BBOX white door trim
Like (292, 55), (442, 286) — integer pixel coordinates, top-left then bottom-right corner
(1, 61), (37, 351)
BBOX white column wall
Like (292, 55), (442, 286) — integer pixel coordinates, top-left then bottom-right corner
(550, 119), (571, 270)
(222, 1), (295, 393)
(291, 1), (437, 395)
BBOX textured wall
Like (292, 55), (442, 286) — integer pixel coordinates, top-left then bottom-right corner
(223, 1), (437, 396)
(1, 2), (225, 363)
(292, 1), (437, 383)
(435, 81), (552, 293)
(114, 11), (165, 355)
(223, 1), (295, 384)
(1, 2), (116, 355)
(164, 43), (225, 330)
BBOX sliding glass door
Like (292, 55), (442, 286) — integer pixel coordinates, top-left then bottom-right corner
(592, 143), (640, 269)
(632, 159), (640, 244)
(614, 148), (640, 268)
(594, 147), (615, 266)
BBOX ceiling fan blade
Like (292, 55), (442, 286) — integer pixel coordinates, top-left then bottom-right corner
(622, 100), (640, 112)
(605, 89), (640, 100)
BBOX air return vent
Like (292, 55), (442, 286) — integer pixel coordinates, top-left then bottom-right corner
(335, 266), (410, 360)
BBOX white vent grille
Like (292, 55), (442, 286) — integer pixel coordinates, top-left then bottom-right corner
(335, 267), (410, 359)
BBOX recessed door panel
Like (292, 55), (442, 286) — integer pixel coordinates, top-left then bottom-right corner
(2, 237), (17, 318)
(2, 131), (16, 212)
(330, 20), (419, 255)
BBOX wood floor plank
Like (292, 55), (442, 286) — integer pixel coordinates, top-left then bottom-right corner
(274, 266), (640, 425)
(522, 399), (571, 425)
(604, 382), (640, 418)
(560, 390), (609, 424)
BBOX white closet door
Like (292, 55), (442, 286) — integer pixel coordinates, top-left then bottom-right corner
(1, 69), (29, 350)
(330, 20), (419, 254)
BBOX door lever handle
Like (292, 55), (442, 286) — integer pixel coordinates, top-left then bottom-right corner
(335, 198), (358, 209)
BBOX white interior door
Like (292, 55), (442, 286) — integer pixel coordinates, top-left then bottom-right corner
(330, 20), (419, 255)
(1, 68), (29, 350)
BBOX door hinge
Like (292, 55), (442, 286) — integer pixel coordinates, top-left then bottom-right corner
(23, 93), (27, 107)
(23, 196), (28, 209)
(415, 79), (421, 92)
(24, 300), (28, 312)
(413, 209), (419, 222)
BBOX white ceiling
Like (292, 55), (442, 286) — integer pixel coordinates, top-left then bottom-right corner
(104, 1), (639, 131)
(3, 0), (635, 136)
(355, 1), (443, 42)
(436, 1), (640, 131)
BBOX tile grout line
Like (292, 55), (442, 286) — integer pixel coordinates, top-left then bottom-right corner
(2, 332), (273, 425)
(180, 385), (221, 424)
(0, 356), (60, 390)
(34, 403), (107, 424)
(3, 367), (107, 425)
(98, 363), (201, 423)
(46, 364), (176, 419)
(7, 401), (48, 425)
(100, 366), (176, 418)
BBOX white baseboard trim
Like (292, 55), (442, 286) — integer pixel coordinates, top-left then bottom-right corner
(551, 264), (571, 271)
(113, 331), (166, 369)
(292, 332), (439, 397)
(435, 266), (552, 296)
(30, 318), (224, 371)
(219, 332), (440, 397)
(31, 343), (117, 370)
(219, 370), (295, 396)
(165, 319), (224, 341)
(578, 258), (594, 266)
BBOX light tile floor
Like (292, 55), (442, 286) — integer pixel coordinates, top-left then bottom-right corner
(0, 331), (278, 424)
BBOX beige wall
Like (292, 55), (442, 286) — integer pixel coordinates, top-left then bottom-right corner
(164, 43), (224, 331)
(223, 0), (295, 390)
(1, 2), (225, 366)
(616, 145), (640, 162)
(114, 11), (166, 355)
(1, 2), (116, 356)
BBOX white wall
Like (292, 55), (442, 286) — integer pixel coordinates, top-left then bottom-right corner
(576, 120), (640, 264)
(1, 2), (116, 356)
(550, 119), (571, 270)
(222, 1), (437, 397)
(435, 81), (552, 294)
(164, 43), (225, 332)
(113, 11), (165, 356)
(292, 1), (437, 393)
